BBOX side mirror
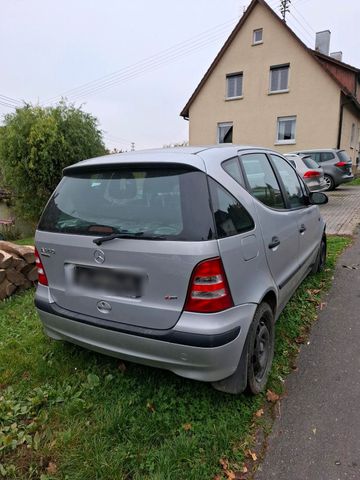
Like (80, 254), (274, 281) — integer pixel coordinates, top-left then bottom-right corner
(309, 192), (328, 205)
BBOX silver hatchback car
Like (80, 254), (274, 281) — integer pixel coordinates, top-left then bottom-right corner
(284, 154), (327, 192)
(35, 146), (327, 395)
(289, 149), (353, 191)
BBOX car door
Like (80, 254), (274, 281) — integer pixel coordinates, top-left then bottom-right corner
(269, 154), (322, 280)
(239, 151), (300, 309)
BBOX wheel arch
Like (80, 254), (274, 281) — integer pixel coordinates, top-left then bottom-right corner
(259, 289), (277, 317)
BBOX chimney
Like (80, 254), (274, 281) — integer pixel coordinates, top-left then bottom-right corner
(315, 30), (331, 55)
(330, 51), (343, 62)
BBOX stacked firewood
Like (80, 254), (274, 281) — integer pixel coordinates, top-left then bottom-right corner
(0, 241), (37, 300)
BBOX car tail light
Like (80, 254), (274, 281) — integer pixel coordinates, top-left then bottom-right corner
(304, 170), (320, 178)
(35, 248), (48, 286)
(184, 257), (234, 313)
(335, 161), (347, 167)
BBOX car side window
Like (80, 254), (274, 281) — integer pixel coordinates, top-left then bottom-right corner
(240, 153), (285, 209)
(209, 178), (254, 238)
(321, 152), (335, 162)
(222, 157), (243, 184)
(270, 155), (306, 209)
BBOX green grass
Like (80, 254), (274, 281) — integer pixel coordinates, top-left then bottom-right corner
(13, 237), (34, 246)
(348, 176), (360, 186)
(0, 236), (350, 479)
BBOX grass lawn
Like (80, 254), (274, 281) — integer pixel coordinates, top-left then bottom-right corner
(348, 177), (360, 186)
(0, 236), (350, 479)
(14, 237), (35, 246)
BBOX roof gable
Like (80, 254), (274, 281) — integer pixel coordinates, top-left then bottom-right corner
(180, 0), (360, 118)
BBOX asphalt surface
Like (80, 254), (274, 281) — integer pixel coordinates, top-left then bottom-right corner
(255, 234), (360, 480)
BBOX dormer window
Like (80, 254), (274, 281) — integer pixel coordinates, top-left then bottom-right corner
(253, 28), (263, 44)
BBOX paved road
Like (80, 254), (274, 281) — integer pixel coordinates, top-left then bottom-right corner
(320, 185), (360, 235)
(255, 234), (360, 480)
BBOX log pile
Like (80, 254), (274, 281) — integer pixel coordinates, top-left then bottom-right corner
(0, 241), (36, 300)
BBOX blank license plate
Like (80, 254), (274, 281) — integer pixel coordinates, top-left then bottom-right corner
(74, 266), (143, 298)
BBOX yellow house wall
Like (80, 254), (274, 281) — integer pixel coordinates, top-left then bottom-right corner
(340, 103), (360, 166)
(188, 2), (341, 154)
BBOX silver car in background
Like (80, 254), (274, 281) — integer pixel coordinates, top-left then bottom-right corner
(35, 146), (327, 395)
(289, 149), (353, 191)
(285, 154), (327, 192)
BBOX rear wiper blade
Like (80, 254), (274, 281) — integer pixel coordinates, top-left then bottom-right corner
(93, 232), (166, 246)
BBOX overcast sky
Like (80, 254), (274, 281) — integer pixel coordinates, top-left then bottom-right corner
(1, 0), (359, 151)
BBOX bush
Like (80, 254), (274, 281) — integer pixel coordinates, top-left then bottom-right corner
(0, 101), (106, 223)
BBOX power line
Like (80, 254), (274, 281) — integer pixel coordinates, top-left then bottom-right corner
(65, 30), (234, 103)
(288, 11), (314, 44)
(50, 26), (235, 103)
(291, 2), (316, 33)
(0, 94), (22, 106)
(45, 18), (238, 104)
(0, 100), (17, 110)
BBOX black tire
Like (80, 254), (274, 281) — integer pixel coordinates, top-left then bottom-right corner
(211, 302), (274, 395)
(324, 174), (335, 191)
(311, 234), (327, 274)
(246, 302), (275, 395)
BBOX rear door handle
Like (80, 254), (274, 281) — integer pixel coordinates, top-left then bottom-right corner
(299, 224), (306, 234)
(268, 236), (280, 249)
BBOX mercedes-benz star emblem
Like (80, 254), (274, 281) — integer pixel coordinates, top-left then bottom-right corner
(94, 249), (105, 264)
(97, 300), (112, 314)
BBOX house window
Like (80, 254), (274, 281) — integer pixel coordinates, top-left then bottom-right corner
(218, 122), (233, 143)
(276, 116), (296, 144)
(270, 64), (289, 92)
(253, 28), (263, 44)
(226, 73), (243, 99)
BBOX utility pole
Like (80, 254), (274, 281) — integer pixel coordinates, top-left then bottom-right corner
(280, 0), (291, 22)
(130, 142), (135, 151)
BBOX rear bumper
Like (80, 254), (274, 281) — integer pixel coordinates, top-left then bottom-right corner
(35, 290), (257, 382)
(335, 173), (354, 186)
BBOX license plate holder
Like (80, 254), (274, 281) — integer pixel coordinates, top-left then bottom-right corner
(73, 266), (143, 298)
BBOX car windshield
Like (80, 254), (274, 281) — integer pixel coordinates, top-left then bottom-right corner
(302, 157), (320, 169)
(337, 150), (351, 163)
(38, 165), (215, 241)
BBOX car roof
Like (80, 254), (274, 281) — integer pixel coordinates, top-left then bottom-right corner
(64, 145), (282, 174)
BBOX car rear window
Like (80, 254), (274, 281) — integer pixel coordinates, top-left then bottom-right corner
(38, 166), (215, 241)
(337, 150), (351, 163)
(302, 152), (321, 163)
(302, 157), (320, 169)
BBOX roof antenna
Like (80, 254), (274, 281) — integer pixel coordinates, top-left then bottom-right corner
(280, 0), (291, 22)
(239, 4), (246, 17)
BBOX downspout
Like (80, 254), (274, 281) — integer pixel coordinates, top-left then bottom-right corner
(337, 96), (344, 149)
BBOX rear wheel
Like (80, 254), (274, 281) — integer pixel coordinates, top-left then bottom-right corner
(246, 302), (275, 395)
(211, 302), (274, 395)
(311, 235), (327, 274)
(324, 174), (335, 191)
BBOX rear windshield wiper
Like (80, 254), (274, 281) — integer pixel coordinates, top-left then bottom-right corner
(93, 232), (166, 246)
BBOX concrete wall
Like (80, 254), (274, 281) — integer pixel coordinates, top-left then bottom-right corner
(187, 1), (342, 155)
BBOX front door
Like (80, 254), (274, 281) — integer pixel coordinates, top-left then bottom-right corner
(269, 154), (322, 278)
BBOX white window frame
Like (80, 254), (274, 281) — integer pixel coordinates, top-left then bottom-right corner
(269, 64), (290, 94)
(253, 28), (263, 45)
(276, 116), (297, 145)
(217, 122), (233, 144)
(226, 73), (243, 100)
